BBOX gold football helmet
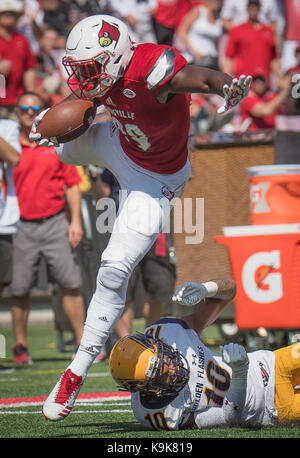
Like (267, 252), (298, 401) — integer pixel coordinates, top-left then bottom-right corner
(109, 333), (189, 398)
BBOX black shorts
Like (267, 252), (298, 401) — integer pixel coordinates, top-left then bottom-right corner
(126, 244), (176, 304)
(0, 234), (13, 285)
(152, 20), (174, 46)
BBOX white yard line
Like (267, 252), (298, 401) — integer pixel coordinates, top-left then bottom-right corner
(0, 409), (132, 415)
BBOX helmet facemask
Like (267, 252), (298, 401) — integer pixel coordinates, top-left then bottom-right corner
(111, 333), (190, 399)
(63, 51), (114, 100)
(143, 337), (190, 398)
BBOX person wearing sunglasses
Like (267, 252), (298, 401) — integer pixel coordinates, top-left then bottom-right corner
(18, 104), (42, 114)
(10, 91), (86, 365)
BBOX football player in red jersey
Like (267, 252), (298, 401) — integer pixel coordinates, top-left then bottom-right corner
(29, 15), (251, 422)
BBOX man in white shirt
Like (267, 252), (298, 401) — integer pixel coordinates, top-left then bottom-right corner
(109, 0), (157, 43)
(0, 119), (21, 296)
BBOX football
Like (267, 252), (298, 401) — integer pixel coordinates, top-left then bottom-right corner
(36, 99), (97, 143)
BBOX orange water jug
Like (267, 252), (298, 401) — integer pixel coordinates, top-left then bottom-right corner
(215, 224), (300, 329)
(247, 165), (300, 225)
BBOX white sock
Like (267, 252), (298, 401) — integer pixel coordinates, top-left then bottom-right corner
(68, 265), (128, 377)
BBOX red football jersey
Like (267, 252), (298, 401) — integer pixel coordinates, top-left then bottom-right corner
(97, 43), (190, 174)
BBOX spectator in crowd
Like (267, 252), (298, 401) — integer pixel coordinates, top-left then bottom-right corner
(239, 72), (291, 131)
(189, 92), (235, 133)
(76, 165), (92, 194)
(175, 0), (203, 29)
(111, 0), (157, 44)
(287, 45), (300, 76)
(34, 24), (68, 104)
(221, 0), (282, 32)
(223, 0), (280, 81)
(36, 26), (62, 78)
(36, 75), (68, 108)
(0, 120), (20, 374)
(176, 0), (223, 70)
(0, 0), (37, 120)
(280, 0), (300, 73)
(97, 0), (115, 15)
(0, 120), (21, 298)
(34, 0), (70, 38)
(17, 0), (41, 54)
(62, 0), (102, 33)
(10, 92), (85, 364)
(153, 0), (182, 46)
(172, 1), (202, 65)
(35, 0), (102, 38)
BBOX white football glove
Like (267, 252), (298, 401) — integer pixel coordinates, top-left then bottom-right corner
(217, 75), (252, 115)
(220, 343), (249, 371)
(29, 108), (59, 147)
(172, 281), (208, 306)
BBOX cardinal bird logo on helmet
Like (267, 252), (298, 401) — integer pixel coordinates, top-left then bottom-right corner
(98, 21), (120, 48)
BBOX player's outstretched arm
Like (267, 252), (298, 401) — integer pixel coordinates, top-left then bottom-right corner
(158, 65), (252, 114)
(172, 278), (236, 335)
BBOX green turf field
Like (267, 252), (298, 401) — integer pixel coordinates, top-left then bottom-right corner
(0, 322), (299, 441)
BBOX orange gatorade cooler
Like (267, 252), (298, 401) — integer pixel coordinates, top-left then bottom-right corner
(247, 165), (300, 225)
(215, 224), (300, 329)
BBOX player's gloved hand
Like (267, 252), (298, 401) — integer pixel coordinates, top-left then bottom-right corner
(29, 108), (59, 147)
(217, 75), (252, 115)
(220, 343), (249, 372)
(172, 282), (209, 306)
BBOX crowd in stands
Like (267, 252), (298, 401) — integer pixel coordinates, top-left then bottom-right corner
(1, 0), (300, 132)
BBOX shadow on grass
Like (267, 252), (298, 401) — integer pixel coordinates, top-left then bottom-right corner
(57, 420), (145, 437)
(47, 420), (300, 439)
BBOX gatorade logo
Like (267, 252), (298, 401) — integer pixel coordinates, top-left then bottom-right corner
(250, 182), (271, 214)
(242, 250), (283, 303)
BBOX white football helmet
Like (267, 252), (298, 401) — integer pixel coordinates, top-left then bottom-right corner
(63, 15), (134, 99)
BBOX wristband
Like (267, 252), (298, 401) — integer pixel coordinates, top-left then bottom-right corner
(202, 281), (218, 298)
